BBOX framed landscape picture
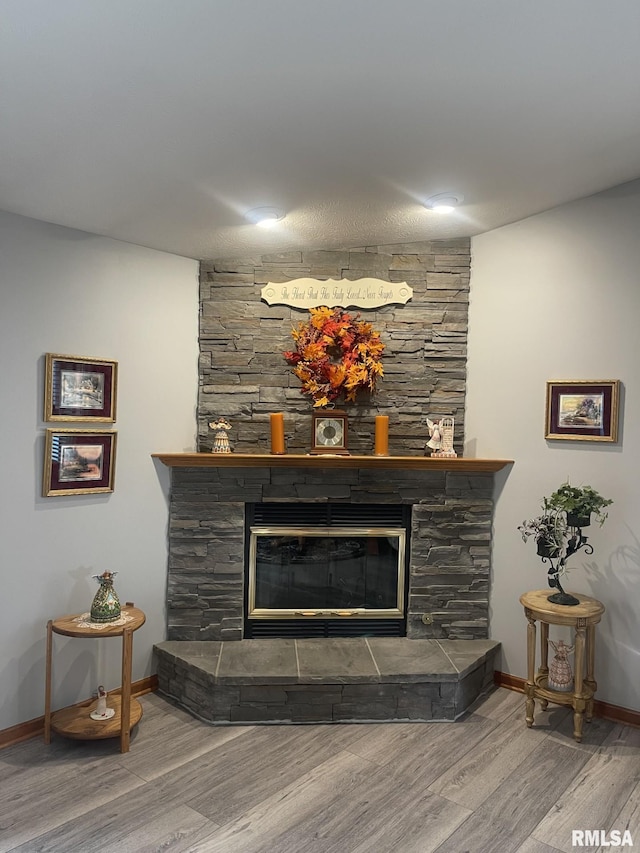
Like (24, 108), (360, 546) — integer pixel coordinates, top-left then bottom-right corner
(545, 380), (620, 442)
(44, 354), (117, 422)
(43, 429), (117, 496)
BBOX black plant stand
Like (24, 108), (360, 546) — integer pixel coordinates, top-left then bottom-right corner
(540, 522), (593, 606)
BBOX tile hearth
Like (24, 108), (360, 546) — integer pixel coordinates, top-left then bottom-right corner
(154, 636), (500, 724)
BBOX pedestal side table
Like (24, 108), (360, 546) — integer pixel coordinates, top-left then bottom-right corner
(44, 605), (146, 753)
(519, 590), (605, 742)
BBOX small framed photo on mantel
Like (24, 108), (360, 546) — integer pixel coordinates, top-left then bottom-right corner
(44, 353), (117, 422)
(545, 380), (620, 442)
(43, 429), (117, 497)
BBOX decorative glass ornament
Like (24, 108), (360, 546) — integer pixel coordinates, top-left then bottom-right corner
(90, 570), (121, 622)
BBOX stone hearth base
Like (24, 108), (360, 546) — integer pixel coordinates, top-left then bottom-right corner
(154, 637), (500, 724)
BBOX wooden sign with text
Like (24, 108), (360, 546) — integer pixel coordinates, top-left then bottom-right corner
(261, 278), (413, 310)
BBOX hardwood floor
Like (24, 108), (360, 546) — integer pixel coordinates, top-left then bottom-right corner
(0, 688), (638, 852)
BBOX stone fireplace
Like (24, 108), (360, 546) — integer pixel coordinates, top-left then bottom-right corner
(154, 454), (507, 723)
(152, 237), (511, 723)
(161, 458), (500, 643)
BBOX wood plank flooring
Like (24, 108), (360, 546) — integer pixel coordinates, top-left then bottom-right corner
(0, 688), (638, 853)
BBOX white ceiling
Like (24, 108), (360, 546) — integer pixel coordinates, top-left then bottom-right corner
(2, 1), (640, 261)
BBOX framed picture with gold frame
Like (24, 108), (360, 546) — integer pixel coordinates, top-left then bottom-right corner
(44, 353), (117, 422)
(545, 380), (620, 442)
(43, 429), (117, 496)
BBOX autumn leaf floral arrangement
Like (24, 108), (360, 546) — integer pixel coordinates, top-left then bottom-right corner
(283, 306), (385, 407)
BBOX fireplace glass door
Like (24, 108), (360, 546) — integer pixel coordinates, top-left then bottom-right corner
(248, 526), (406, 620)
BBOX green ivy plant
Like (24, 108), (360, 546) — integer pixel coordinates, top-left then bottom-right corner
(518, 480), (612, 605)
(518, 509), (568, 555)
(544, 481), (613, 527)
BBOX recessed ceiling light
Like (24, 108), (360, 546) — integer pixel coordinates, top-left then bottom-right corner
(425, 193), (464, 214)
(245, 207), (286, 227)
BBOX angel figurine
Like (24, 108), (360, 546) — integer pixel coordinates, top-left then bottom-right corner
(426, 418), (442, 454)
(426, 416), (457, 457)
(548, 639), (574, 692)
(90, 685), (115, 720)
(208, 417), (232, 453)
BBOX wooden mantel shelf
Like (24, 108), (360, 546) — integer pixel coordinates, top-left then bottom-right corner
(152, 453), (513, 473)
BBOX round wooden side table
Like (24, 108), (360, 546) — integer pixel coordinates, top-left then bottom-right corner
(519, 590), (605, 742)
(44, 605), (146, 753)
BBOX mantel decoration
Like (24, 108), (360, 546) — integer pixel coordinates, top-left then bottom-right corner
(269, 413), (285, 454)
(426, 417), (457, 458)
(518, 481), (613, 606)
(283, 306), (385, 409)
(284, 306), (385, 455)
(209, 418), (232, 453)
(311, 409), (349, 455)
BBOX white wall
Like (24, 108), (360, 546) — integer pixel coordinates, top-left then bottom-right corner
(0, 210), (198, 731)
(467, 180), (640, 712)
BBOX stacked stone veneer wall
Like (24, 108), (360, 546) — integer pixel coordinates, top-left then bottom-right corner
(198, 238), (470, 455)
(167, 466), (493, 642)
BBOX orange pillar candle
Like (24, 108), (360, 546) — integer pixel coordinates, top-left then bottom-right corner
(270, 413), (285, 454)
(374, 415), (389, 456)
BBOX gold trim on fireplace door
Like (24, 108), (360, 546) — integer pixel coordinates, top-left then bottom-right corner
(248, 526), (406, 619)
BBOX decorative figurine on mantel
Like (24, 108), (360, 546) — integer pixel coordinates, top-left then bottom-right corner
(425, 417), (441, 454)
(209, 417), (232, 453)
(426, 417), (457, 457)
(90, 571), (121, 623)
(90, 685), (115, 720)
